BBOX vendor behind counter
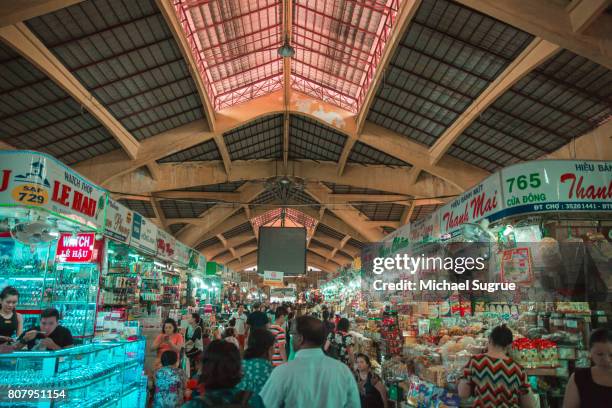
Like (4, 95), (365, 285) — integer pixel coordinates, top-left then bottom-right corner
(16, 308), (74, 351)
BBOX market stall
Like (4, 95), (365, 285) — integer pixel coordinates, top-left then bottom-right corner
(352, 159), (612, 408)
(0, 151), (107, 339)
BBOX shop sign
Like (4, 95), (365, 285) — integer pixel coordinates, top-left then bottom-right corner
(439, 174), (502, 236)
(264, 270), (284, 287)
(501, 160), (612, 215)
(130, 212), (157, 254)
(56, 232), (96, 263)
(0, 151), (107, 231)
(188, 250), (200, 270)
(104, 198), (132, 243)
(174, 241), (190, 267)
(156, 229), (176, 261)
(380, 224), (410, 257)
(410, 212), (440, 244)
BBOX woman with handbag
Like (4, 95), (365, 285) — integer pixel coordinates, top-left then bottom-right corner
(185, 313), (203, 377)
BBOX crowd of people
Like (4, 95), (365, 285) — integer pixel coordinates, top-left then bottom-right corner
(1, 286), (611, 407)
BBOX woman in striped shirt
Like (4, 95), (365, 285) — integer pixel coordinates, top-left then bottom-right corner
(458, 325), (535, 408)
(269, 306), (288, 367)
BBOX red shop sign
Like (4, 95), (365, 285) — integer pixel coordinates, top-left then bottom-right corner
(56, 233), (96, 263)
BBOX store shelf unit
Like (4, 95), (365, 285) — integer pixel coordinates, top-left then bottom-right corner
(47, 263), (99, 339)
(0, 339), (147, 408)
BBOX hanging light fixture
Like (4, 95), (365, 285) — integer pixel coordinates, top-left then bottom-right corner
(278, 36), (295, 58)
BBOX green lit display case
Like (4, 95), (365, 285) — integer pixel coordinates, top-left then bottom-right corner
(45, 263), (99, 339)
(0, 236), (54, 329)
(0, 339), (147, 408)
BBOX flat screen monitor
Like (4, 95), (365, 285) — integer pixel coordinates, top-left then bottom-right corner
(257, 227), (306, 276)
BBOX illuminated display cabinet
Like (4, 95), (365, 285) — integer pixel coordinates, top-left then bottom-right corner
(0, 340), (146, 408)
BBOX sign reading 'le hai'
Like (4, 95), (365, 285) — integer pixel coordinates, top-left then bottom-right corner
(0, 151), (107, 231)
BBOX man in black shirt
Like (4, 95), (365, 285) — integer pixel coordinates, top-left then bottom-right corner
(245, 302), (269, 341)
(17, 308), (73, 351)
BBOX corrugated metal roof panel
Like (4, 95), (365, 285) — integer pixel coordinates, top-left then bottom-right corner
(0, 43), (120, 165)
(169, 223), (187, 234)
(224, 114), (283, 160)
(367, 0), (533, 147)
(160, 199), (215, 219)
(118, 198), (156, 218)
(183, 182), (246, 192)
(224, 221), (253, 239)
(157, 139), (221, 162)
(289, 114), (347, 161)
(349, 141), (411, 166)
(353, 203), (404, 221)
(26, 0), (205, 143)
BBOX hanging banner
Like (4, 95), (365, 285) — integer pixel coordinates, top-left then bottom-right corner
(439, 174), (502, 238)
(500, 247), (533, 284)
(198, 255), (207, 274)
(130, 212), (157, 254)
(156, 228), (176, 261)
(0, 151), (107, 231)
(501, 160), (612, 216)
(188, 250), (200, 270)
(104, 198), (133, 243)
(264, 270), (284, 287)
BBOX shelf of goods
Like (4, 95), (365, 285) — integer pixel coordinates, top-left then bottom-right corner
(0, 339), (147, 408)
(363, 300), (603, 408)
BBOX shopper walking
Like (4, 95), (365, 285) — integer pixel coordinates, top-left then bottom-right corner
(0, 286), (23, 345)
(245, 302), (269, 343)
(183, 340), (264, 408)
(152, 318), (184, 369)
(322, 310), (335, 343)
(153, 350), (188, 408)
(458, 324), (534, 408)
(223, 327), (240, 350)
(269, 306), (288, 367)
(260, 315), (360, 408)
(230, 304), (248, 351)
(355, 353), (387, 408)
(185, 313), (203, 377)
(324, 317), (355, 368)
(563, 328), (612, 408)
(237, 328), (275, 407)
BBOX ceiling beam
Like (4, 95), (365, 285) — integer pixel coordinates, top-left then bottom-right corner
(308, 246), (343, 268)
(214, 134), (232, 175)
(567, 0), (610, 34)
(214, 244), (258, 264)
(72, 90), (486, 190)
(429, 38), (560, 164)
(155, 0), (216, 131)
(336, 137), (357, 177)
(312, 235), (360, 258)
(0, 23), (141, 159)
(542, 118), (612, 160)
(178, 183), (264, 247)
(282, 0), (292, 169)
(202, 233), (255, 259)
(355, 0), (422, 134)
(0, 0), (83, 28)
(155, 191), (240, 202)
(73, 119), (213, 185)
(146, 162), (163, 181)
(104, 160), (461, 199)
(455, 0), (612, 70)
(327, 234), (351, 262)
(400, 201), (416, 226)
(360, 122), (490, 190)
(328, 194), (444, 206)
(306, 182), (384, 242)
(151, 196), (169, 233)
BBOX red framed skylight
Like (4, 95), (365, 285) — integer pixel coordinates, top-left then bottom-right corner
(174, 0), (400, 111)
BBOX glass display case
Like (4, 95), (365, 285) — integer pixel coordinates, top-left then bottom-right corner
(0, 339), (146, 407)
(0, 236), (55, 329)
(46, 263), (99, 339)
